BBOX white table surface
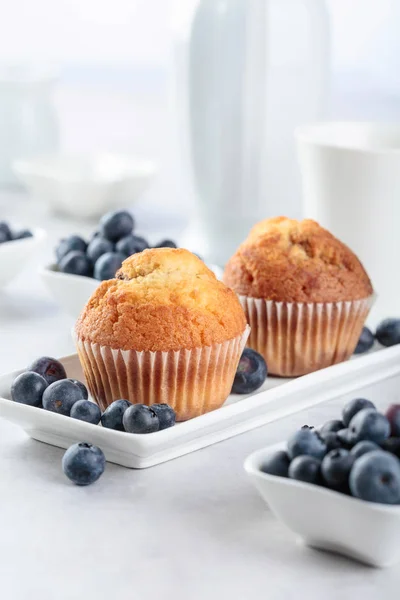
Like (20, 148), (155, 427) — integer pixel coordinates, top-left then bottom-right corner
(0, 192), (399, 599)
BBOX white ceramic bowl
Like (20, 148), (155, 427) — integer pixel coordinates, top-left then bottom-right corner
(40, 262), (224, 319)
(0, 229), (47, 289)
(13, 154), (156, 219)
(40, 264), (98, 318)
(245, 446), (400, 568)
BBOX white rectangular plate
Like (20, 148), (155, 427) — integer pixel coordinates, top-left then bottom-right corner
(0, 347), (400, 468)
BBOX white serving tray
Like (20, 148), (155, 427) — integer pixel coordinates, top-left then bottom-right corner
(0, 347), (399, 468)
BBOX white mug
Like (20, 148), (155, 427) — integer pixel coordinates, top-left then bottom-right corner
(296, 122), (400, 327)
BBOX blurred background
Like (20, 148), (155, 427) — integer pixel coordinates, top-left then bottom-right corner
(0, 0), (399, 229)
(0, 0), (399, 361)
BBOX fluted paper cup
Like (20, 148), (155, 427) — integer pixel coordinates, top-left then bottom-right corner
(75, 326), (250, 422)
(239, 295), (374, 377)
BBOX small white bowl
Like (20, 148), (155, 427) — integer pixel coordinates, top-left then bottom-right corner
(0, 229), (47, 289)
(40, 262), (224, 319)
(13, 153), (156, 219)
(245, 446), (400, 568)
(40, 264), (98, 318)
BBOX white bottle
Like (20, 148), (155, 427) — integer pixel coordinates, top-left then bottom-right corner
(0, 65), (59, 188)
(174, 0), (330, 265)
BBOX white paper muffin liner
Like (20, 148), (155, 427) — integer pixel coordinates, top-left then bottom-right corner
(75, 326), (250, 422)
(239, 295), (374, 377)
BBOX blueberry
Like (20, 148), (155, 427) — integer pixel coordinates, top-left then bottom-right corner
(354, 327), (375, 354)
(350, 440), (380, 459)
(56, 235), (87, 261)
(99, 210), (134, 242)
(260, 450), (290, 477)
(11, 372), (48, 407)
(86, 236), (114, 264)
(123, 404), (159, 434)
(342, 397), (376, 427)
(287, 426), (327, 460)
(70, 400), (101, 425)
(385, 404), (400, 436)
(231, 348), (268, 394)
(288, 456), (321, 484)
(59, 250), (92, 277)
(42, 380), (84, 415)
(321, 448), (355, 488)
(101, 399), (132, 431)
(29, 356), (67, 385)
(376, 318), (400, 347)
(62, 442), (105, 486)
(67, 379), (88, 400)
(12, 229), (33, 240)
(150, 404), (176, 430)
(349, 450), (400, 504)
(349, 408), (390, 444)
(381, 437), (400, 459)
(94, 252), (125, 281)
(155, 239), (177, 249)
(319, 431), (342, 452)
(115, 234), (149, 258)
(336, 428), (356, 448)
(0, 221), (11, 243)
(319, 419), (344, 434)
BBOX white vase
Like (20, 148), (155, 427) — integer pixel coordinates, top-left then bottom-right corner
(174, 0), (330, 265)
(0, 65), (59, 188)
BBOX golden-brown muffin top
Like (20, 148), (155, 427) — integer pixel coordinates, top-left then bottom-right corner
(223, 217), (373, 302)
(76, 248), (247, 352)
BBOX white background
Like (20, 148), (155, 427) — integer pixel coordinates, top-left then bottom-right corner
(0, 0), (399, 222)
(0, 0), (398, 78)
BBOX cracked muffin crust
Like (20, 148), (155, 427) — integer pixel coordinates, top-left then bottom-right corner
(76, 248), (247, 352)
(223, 217), (373, 303)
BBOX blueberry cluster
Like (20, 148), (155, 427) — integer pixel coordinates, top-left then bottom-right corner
(0, 221), (33, 244)
(101, 400), (175, 434)
(11, 355), (176, 433)
(11, 356), (177, 485)
(11, 356), (101, 421)
(55, 209), (177, 281)
(355, 319), (400, 354)
(262, 398), (400, 505)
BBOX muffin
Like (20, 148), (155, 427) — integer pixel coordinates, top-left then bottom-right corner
(75, 248), (249, 421)
(223, 217), (374, 377)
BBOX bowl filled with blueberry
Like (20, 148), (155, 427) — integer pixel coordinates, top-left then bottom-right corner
(245, 397), (400, 567)
(40, 208), (223, 318)
(0, 220), (46, 289)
